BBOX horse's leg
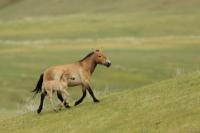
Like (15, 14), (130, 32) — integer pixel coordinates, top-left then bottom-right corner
(63, 89), (70, 104)
(57, 91), (70, 108)
(74, 86), (87, 106)
(57, 91), (64, 102)
(37, 91), (47, 114)
(86, 85), (99, 103)
(56, 91), (63, 110)
(61, 89), (70, 108)
(47, 91), (57, 112)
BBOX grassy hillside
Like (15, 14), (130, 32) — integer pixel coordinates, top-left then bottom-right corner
(1, 12), (200, 41)
(0, 0), (200, 19)
(0, 72), (199, 133)
(0, 1), (199, 133)
(0, 0), (200, 41)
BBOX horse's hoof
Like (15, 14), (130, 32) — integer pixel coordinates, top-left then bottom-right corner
(74, 102), (78, 106)
(94, 99), (100, 103)
(74, 101), (81, 106)
(65, 105), (71, 108)
(64, 102), (70, 108)
(37, 109), (41, 114)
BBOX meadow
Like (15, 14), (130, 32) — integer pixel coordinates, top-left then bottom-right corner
(0, 0), (200, 132)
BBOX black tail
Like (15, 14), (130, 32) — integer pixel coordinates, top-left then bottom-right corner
(32, 73), (44, 97)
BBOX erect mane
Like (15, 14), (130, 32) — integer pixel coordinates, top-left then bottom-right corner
(79, 52), (94, 62)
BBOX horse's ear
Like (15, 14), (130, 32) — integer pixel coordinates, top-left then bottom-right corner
(92, 48), (100, 52)
(92, 48), (98, 52)
(95, 49), (100, 52)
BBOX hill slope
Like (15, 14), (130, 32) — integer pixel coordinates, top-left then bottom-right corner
(0, 72), (199, 133)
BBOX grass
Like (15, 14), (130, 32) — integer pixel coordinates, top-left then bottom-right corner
(0, 72), (199, 133)
(0, 0), (200, 41)
(0, 13), (200, 41)
(0, 0), (200, 19)
(0, 0), (200, 132)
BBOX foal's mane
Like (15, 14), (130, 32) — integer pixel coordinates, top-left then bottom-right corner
(79, 52), (94, 62)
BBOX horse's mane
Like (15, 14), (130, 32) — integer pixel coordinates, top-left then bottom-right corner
(79, 52), (94, 62)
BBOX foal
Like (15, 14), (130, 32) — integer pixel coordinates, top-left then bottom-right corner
(42, 73), (75, 111)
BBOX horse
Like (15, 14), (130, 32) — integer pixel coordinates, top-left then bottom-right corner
(42, 73), (75, 112)
(32, 49), (111, 114)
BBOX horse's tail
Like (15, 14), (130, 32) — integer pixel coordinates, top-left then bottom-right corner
(32, 73), (44, 97)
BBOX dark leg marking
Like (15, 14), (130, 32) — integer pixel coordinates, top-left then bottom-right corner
(57, 91), (70, 108)
(87, 86), (99, 103)
(57, 91), (64, 102)
(37, 91), (47, 114)
(74, 89), (86, 106)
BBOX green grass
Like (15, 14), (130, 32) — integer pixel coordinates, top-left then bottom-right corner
(0, 0), (200, 19)
(0, 0), (200, 131)
(0, 12), (200, 41)
(0, 72), (199, 133)
(0, 0), (200, 40)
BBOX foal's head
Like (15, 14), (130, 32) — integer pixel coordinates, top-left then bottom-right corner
(60, 73), (75, 81)
(93, 49), (111, 67)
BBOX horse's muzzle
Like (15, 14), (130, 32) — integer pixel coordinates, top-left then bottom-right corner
(105, 60), (111, 67)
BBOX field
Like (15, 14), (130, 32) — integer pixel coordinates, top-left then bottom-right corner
(0, 0), (200, 132)
(0, 72), (200, 133)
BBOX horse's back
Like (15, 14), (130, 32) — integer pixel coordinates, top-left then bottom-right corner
(43, 63), (80, 81)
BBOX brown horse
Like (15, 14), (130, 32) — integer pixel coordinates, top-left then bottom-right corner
(32, 49), (111, 114)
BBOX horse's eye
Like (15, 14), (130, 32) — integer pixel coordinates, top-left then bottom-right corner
(98, 56), (101, 58)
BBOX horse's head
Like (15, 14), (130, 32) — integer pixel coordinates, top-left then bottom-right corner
(93, 49), (111, 67)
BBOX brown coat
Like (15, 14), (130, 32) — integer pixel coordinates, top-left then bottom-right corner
(33, 50), (111, 114)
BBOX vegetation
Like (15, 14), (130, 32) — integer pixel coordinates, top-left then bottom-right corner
(0, 72), (199, 133)
(0, 0), (200, 132)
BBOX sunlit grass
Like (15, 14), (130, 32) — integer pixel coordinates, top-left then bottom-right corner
(0, 72), (199, 133)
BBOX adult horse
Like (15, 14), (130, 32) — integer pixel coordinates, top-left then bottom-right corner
(32, 49), (111, 114)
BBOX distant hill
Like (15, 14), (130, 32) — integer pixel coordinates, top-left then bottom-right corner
(0, 0), (200, 19)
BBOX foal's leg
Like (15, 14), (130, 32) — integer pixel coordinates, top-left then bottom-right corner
(74, 86), (87, 106)
(47, 90), (57, 112)
(62, 90), (70, 103)
(86, 85), (99, 103)
(37, 91), (47, 114)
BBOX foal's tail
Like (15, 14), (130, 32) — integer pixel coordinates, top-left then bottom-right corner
(32, 73), (44, 97)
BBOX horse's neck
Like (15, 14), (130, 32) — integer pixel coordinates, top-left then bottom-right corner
(80, 56), (97, 75)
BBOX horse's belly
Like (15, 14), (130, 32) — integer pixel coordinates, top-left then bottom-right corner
(68, 76), (82, 87)
(68, 81), (81, 87)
